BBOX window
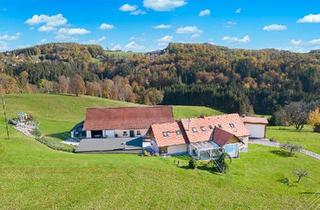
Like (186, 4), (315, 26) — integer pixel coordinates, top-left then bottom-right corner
(229, 123), (235, 128)
(218, 124), (222, 128)
(159, 147), (168, 154)
(123, 131), (128, 136)
(162, 132), (169, 137)
(136, 130), (141, 135)
(209, 125), (213, 129)
(192, 127), (198, 132)
(200, 126), (206, 131)
(176, 130), (181, 135)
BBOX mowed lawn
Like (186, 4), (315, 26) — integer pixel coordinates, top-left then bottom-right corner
(267, 126), (320, 154)
(0, 94), (319, 209)
(4, 94), (221, 137)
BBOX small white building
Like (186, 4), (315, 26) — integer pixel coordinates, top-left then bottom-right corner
(242, 116), (268, 139)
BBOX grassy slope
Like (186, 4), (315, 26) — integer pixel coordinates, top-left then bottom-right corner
(0, 94), (319, 209)
(5, 94), (220, 137)
(267, 126), (320, 154)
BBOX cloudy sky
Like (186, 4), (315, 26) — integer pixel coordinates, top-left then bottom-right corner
(0, 0), (320, 52)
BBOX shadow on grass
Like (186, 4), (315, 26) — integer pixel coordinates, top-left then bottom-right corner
(178, 163), (222, 174)
(299, 192), (320, 195)
(270, 150), (294, 158)
(47, 132), (70, 140)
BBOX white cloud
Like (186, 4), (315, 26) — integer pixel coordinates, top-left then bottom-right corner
(55, 34), (77, 42)
(130, 9), (146, 15)
(199, 9), (210, 17)
(291, 39), (302, 46)
(25, 14), (67, 27)
(309, 39), (320, 46)
(226, 21), (237, 27)
(191, 34), (200, 38)
(153, 24), (172, 29)
(235, 8), (241, 14)
(158, 35), (173, 43)
(100, 23), (114, 30)
(58, 28), (90, 35)
(125, 41), (145, 51)
(38, 25), (56, 32)
(119, 3), (146, 15)
(222, 35), (250, 44)
(176, 26), (202, 34)
(110, 44), (122, 51)
(86, 36), (106, 44)
(119, 4), (138, 12)
(263, 24), (287, 31)
(0, 32), (21, 41)
(297, 14), (320, 23)
(0, 41), (8, 51)
(143, 0), (187, 11)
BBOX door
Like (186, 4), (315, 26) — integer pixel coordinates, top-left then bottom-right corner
(129, 130), (135, 137)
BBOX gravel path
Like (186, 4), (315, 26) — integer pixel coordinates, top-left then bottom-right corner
(249, 139), (320, 160)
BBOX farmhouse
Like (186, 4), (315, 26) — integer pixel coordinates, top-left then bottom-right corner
(72, 106), (174, 139)
(242, 116), (268, 139)
(145, 114), (251, 159)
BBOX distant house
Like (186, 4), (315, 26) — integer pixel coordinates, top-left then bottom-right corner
(242, 116), (268, 139)
(145, 114), (251, 159)
(72, 106), (174, 139)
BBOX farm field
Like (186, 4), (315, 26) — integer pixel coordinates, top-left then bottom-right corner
(0, 94), (319, 209)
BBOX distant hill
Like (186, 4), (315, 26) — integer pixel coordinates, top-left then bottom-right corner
(1, 42), (320, 115)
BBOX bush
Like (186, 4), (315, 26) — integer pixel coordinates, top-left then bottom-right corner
(31, 127), (41, 137)
(280, 142), (303, 156)
(188, 158), (198, 169)
(35, 136), (75, 153)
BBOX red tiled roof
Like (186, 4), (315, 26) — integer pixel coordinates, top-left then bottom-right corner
(150, 121), (187, 147)
(180, 113), (249, 143)
(84, 106), (174, 131)
(242, 116), (268, 124)
(213, 127), (239, 147)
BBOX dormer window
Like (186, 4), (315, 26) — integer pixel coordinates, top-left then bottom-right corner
(176, 130), (181, 135)
(218, 124), (222, 128)
(162, 132), (169, 137)
(229, 123), (235, 128)
(209, 125), (213, 129)
(192, 127), (198, 133)
(200, 126), (206, 131)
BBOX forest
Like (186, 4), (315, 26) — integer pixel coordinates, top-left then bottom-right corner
(1, 42), (320, 115)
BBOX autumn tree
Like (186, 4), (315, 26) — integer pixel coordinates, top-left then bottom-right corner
(58, 75), (69, 94)
(86, 81), (102, 97)
(18, 71), (29, 92)
(144, 88), (164, 105)
(308, 107), (320, 132)
(69, 74), (86, 96)
(0, 73), (19, 94)
(39, 79), (54, 93)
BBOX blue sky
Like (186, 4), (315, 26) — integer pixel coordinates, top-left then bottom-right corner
(0, 0), (320, 52)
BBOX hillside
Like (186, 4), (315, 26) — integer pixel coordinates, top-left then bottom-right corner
(0, 94), (319, 209)
(1, 43), (320, 115)
(4, 94), (221, 136)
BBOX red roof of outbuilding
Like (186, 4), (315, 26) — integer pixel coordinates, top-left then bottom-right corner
(242, 116), (268, 124)
(84, 106), (174, 130)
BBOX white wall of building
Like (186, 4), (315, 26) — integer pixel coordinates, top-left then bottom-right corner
(86, 131), (92, 138)
(167, 144), (188, 155)
(245, 124), (266, 138)
(104, 130), (115, 138)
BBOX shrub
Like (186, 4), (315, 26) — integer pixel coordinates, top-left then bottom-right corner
(293, 169), (309, 183)
(188, 158), (198, 169)
(35, 136), (75, 153)
(280, 142), (303, 156)
(31, 127), (41, 137)
(308, 107), (320, 133)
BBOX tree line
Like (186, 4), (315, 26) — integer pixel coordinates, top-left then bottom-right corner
(1, 42), (320, 113)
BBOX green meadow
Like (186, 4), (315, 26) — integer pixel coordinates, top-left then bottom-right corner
(0, 94), (319, 209)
